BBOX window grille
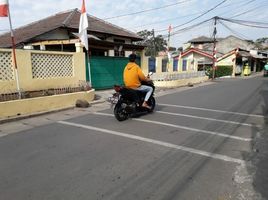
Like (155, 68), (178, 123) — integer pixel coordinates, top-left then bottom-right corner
(0, 51), (14, 81)
(31, 53), (74, 79)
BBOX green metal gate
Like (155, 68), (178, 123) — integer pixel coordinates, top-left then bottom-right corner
(89, 56), (141, 90)
(89, 56), (128, 90)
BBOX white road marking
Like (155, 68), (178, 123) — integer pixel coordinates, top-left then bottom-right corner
(93, 112), (252, 142)
(158, 103), (266, 118)
(58, 120), (245, 165)
(156, 110), (256, 127)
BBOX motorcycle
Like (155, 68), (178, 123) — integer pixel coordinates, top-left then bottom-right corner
(109, 73), (156, 121)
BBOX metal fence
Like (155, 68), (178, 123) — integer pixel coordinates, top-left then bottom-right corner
(151, 71), (206, 81)
(0, 81), (91, 102)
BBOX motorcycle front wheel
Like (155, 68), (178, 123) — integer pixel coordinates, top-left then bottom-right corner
(114, 102), (129, 121)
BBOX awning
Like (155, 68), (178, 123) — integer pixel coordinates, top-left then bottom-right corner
(251, 54), (267, 59)
(237, 51), (251, 57)
(30, 38), (145, 51)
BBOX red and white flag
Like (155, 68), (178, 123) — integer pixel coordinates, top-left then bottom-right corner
(79, 0), (88, 50)
(0, 0), (8, 17)
(168, 24), (172, 33)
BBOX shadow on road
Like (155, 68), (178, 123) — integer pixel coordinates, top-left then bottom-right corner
(252, 78), (268, 200)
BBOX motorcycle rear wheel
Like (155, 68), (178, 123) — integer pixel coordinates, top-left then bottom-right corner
(114, 103), (129, 121)
(147, 97), (156, 112)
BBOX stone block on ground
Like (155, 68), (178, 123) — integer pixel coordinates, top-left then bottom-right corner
(188, 82), (194, 87)
(75, 99), (90, 108)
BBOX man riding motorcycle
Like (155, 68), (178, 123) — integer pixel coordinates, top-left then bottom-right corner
(123, 53), (153, 109)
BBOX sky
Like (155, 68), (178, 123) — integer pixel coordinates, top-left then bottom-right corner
(0, 0), (268, 48)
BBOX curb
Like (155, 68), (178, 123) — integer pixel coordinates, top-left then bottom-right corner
(0, 98), (106, 124)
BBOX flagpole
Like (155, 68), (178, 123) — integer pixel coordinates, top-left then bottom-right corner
(7, 2), (21, 98)
(85, 49), (91, 86)
(79, 0), (91, 87)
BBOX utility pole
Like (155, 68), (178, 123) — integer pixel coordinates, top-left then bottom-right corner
(212, 16), (218, 80)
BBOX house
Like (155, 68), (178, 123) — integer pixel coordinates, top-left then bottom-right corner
(183, 36), (216, 52)
(185, 35), (255, 58)
(184, 35), (268, 75)
(216, 35), (255, 56)
(217, 48), (267, 76)
(174, 48), (214, 72)
(0, 9), (147, 89)
(0, 9), (145, 57)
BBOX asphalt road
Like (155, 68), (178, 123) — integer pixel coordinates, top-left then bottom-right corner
(0, 75), (267, 200)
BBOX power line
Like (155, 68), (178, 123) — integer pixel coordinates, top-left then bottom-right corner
(131, 12), (200, 30)
(129, 0), (247, 31)
(218, 20), (251, 40)
(219, 17), (268, 28)
(155, 0), (228, 33)
(162, 17), (214, 38)
(163, 16), (268, 45)
(218, 0), (256, 16)
(161, 15), (268, 47)
(230, 3), (268, 18)
(102, 0), (192, 20)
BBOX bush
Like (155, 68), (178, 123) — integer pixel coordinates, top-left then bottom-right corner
(205, 66), (233, 78)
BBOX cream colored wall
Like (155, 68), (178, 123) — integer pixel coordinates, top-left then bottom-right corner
(154, 76), (208, 88)
(179, 53), (212, 72)
(217, 54), (236, 76)
(0, 49), (86, 92)
(141, 52), (215, 75)
(0, 90), (95, 119)
(217, 55), (235, 66)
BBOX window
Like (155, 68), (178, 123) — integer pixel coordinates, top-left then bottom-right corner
(182, 60), (187, 71)
(114, 39), (125, 57)
(173, 59), (178, 71)
(162, 59), (168, 72)
(114, 50), (125, 57)
(148, 57), (156, 73)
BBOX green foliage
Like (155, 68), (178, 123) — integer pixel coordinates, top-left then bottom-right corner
(136, 29), (167, 57)
(256, 37), (268, 43)
(255, 37), (268, 50)
(205, 66), (233, 78)
(215, 66), (233, 77)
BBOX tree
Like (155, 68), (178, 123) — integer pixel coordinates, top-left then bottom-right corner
(255, 37), (268, 50)
(136, 29), (167, 57)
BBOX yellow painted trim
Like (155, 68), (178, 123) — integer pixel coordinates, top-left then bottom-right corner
(31, 39), (80, 46)
(0, 89), (95, 119)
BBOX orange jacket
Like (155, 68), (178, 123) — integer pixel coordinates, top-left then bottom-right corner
(123, 62), (147, 89)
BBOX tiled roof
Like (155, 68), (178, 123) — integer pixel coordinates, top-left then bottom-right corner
(188, 36), (214, 43)
(179, 48), (213, 59)
(188, 36), (223, 43)
(0, 9), (142, 48)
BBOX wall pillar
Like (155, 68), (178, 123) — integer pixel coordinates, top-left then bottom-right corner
(75, 43), (83, 53)
(108, 50), (114, 56)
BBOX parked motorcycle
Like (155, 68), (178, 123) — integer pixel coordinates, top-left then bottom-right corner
(110, 73), (156, 121)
